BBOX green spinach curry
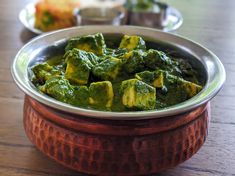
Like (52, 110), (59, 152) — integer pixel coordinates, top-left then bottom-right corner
(31, 33), (203, 111)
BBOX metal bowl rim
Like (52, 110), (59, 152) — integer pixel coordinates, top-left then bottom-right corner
(11, 25), (226, 120)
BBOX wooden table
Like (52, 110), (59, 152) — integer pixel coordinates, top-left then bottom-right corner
(0, 0), (234, 175)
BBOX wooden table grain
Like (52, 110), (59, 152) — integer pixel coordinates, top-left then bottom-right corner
(0, 0), (235, 175)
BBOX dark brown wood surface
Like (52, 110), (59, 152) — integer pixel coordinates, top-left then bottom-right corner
(0, 0), (234, 175)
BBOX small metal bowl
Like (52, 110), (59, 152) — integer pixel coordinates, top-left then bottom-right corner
(11, 26), (225, 175)
(127, 2), (168, 27)
(126, 2), (183, 31)
(76, 7), (125, 25)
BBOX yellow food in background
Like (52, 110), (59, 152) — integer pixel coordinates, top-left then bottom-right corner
(35, 0), (80, 32)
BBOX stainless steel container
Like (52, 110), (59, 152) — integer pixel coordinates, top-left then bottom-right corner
(127, 2), (169, 28)
(76, 7), (125, 25)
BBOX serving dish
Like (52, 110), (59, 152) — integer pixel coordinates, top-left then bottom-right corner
(12, 26), (225, 175)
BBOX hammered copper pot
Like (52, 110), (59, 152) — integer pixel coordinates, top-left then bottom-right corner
(12, 26), (225, 175)
(24, 96), (210, 175)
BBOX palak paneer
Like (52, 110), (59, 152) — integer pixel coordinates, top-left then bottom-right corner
(31, 33), (203, 111)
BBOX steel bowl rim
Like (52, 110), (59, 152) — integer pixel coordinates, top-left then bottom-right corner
(11, 25), (226, 120)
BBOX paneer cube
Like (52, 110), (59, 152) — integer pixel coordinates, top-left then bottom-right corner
(120, 50), (145, 73)
(178, 79), (202, 98)
(119, 35), (146, 51)
(31, 63), (61, 85)
(69, 86), (89, 107)
(120, 79), (156, 110)
(64, 48), (99, 66)
(65, 33), (106, 56)
(106, 48), (128, 58)
(135, 70), (164, 88)
(39, 76), (74, 103)
(144, 49), (172, 70)
(40, 76), (90, 107)
(152, 71), (164, 88)
(64, 49), (94, 85)
(119, 51), (133, 60)
(136, 69), (202, 98)
(89, 81), (114, 109)
(92, 56), (121, 81)
(154, 73), (203, 108)
(163, 71), (202, 98)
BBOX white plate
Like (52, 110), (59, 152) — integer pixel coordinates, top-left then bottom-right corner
(19, 3), (43, 34)
(19, 3), (183, 35)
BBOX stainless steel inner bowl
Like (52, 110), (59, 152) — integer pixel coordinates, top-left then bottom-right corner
(11, 26), (225, 120)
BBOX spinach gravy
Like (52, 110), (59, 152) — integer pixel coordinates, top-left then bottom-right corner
(31, 33), (202, 111)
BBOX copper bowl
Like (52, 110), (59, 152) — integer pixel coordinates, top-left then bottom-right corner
(12, 26), (225, 175)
